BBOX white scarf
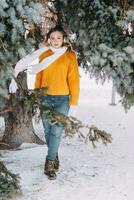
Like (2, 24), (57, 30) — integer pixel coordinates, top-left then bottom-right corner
(27, 46), (67, 74)
(9, 46), (67, 93)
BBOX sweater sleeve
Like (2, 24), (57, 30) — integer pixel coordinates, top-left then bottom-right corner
(67, 52), (80, 105)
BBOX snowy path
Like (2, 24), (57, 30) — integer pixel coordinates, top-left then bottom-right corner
(1, 70), (134, 200)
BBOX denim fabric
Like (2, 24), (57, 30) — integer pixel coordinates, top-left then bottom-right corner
(39, 94), (69, 160)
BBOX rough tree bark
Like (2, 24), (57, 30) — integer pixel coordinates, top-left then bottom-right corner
(0, 72), (44, 149)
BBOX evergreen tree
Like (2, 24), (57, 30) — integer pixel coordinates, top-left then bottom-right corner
(54, 0), (134, 109)
(0, 0), (43, 98)
(0, 0), (114, 149)
(0, 2), (43, 197)
(0, 0), (45, 148)
(0, 2), (113, 196)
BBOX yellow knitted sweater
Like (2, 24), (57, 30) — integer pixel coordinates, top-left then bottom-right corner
(35, 49), (80, 105)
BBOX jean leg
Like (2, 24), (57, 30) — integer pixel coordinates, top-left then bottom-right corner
(47, 99), (69, 160)
(47, 125), (63, 160)
(42, 117), (51, 147)
(39, 94), (52, 147)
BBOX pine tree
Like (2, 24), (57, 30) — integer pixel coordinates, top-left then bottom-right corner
(0, 2), (113, 198)
(0, 0), (44, 97)
(54, 0), (134, 110)
(0, 0), (44, 148)
(0, 0), (60, 149)
(0, 0), (113, 149)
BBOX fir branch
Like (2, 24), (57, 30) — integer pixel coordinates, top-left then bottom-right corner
(24, 89), (113, 148)
(0, 38), (8, 52)
(0, 142), (10, 147)
(0, 108), (12, 116)
(10, 78), (112, 148)
(0, 161), (21, 199)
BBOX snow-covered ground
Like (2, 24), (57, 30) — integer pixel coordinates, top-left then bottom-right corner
(1, 69), (134, 200)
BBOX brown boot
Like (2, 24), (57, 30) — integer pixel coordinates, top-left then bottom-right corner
(54, 155), (59, 172)
(44, 159), (56, 180)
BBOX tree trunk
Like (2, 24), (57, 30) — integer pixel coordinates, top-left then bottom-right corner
(0, 72), (44, 149)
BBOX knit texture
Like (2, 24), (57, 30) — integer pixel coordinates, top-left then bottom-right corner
(35, 49), (80, 105)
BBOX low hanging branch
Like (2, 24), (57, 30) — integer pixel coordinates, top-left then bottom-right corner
(0, 161), (21, 199)
(1, 75), (112, 148)
(24, 87), (112, 148)
(0, 108), (12, 116)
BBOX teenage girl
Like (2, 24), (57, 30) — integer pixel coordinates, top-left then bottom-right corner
(35, 26), (80, 180)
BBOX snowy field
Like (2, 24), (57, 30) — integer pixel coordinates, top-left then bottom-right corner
(1, 69), (134, 200)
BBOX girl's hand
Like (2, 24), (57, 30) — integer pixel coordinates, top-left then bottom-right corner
(68, 105), (77, 117)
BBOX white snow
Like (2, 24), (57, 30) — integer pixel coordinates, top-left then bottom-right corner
(1, 69), (134, 200)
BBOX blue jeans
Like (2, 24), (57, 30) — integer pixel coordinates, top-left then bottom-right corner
(39, 94), (69, 160)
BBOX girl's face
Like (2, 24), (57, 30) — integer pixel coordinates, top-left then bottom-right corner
(49, 31), (64, 48)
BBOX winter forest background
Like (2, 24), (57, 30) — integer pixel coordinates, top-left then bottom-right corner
(0, 0), (134, 199)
